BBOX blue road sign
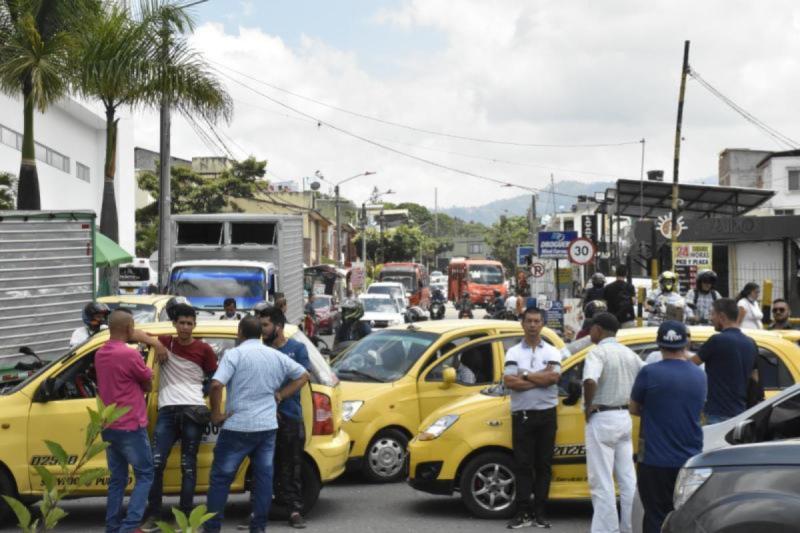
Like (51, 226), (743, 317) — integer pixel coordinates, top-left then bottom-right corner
(516, 245), (536, 267)
(537, 231), (578, 259)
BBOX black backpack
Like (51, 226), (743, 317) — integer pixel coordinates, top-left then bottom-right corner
(613, 282), (635, 322)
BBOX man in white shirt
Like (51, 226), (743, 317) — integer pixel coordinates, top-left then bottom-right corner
(583, 312), (644, 533)
(503, 307), (563, 529)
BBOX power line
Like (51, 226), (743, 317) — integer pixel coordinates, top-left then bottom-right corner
(212, 61), (642, 149)
(215, 68), (586, 200)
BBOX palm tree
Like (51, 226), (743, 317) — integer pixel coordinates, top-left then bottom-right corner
(0, 0), (91, 209)
(0, 172), (17, 209)
(75, 1), (232, 244)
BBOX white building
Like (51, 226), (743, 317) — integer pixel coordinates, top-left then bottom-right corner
(756, 150), (800, 216)
(0, 93), (135, 253)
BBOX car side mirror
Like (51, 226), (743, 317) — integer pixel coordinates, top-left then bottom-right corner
(562, 380), (582, 406)
(730, 419), (754, 444)
(34, 377), (56, 403)
(441, 367), (457, 389)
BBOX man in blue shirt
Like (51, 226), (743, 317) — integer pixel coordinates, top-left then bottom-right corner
(630, 321), (706, 533)
(207, 316), (308, 533)
(261, 307), (311, 529)
(692, 298), (759, 424)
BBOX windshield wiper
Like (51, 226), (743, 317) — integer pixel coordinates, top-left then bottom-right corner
(336, 368), (388, 382)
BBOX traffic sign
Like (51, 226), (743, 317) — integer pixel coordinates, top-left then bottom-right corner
(516, 244), (536, 267)
(531, 262), (546, 278)
(567, 238), (596, 265)
(538, 231), (578, 259)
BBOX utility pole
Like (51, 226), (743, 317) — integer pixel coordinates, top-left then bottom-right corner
(335, 185), (341, 267)
(550, 174), (557, 218)
(361, 203), (367, 264)
(671, 40), (690, 245)
(434, 188), (438, 270)
(639, 138), (646, 220)
(157, 16), (172, 291)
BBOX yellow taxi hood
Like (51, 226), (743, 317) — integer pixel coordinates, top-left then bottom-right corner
(338, 380), (395, 403)
(418, 387), (506, 430)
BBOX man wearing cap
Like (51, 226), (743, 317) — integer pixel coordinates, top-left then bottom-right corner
(630, 321), (706, 533)
(582, 312), (643, 533)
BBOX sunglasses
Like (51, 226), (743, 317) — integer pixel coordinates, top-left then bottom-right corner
(772, 307), (789, 313)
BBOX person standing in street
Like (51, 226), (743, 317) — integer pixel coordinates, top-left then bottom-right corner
(261, 307), (311, 529)
(205, 316), (309, 533)
(95, 310), (167, 533)
(603, 265), (636, 328)
(769, 299), (797, 330)
(503, 307), (563, 529)
(141, 304), (218, 531)
(630, 321), (706, 533)
(692, 298), (759, 424)
(582, 312), (643, 533)
(736, 282), (763, 329)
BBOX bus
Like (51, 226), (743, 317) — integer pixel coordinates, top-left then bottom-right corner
(447, 258), (507, 306)
(378, 262), (430, 309)
(118, 258), (157, 294)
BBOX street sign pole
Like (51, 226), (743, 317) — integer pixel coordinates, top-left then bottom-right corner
(555, 258), (560, 302)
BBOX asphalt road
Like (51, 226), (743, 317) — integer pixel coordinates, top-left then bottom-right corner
(4, 475), (593, 532)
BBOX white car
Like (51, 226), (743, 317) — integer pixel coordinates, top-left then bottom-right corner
(366, 281), (408, 311)
(359, 294), (406, 329)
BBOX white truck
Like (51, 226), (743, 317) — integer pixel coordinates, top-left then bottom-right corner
(167, 214), (304, 324)
(0, 210), (96, 360)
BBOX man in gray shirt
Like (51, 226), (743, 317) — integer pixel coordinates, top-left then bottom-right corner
(582, 312), (643, 533)
(503, 307), (564, 529)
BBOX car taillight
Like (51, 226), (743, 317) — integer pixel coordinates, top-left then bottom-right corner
(312, 392), (334, 435)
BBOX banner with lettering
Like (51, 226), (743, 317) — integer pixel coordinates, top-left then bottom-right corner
(672, 242), (713, 294)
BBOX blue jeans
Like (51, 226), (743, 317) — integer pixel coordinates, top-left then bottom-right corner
(146, 406), (204, 518)
(102, 427), (155, 533)
(205, 429), (277, 533)
(704, 414), (730, 425)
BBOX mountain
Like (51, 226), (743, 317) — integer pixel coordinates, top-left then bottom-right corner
(440, 180), (613, 226)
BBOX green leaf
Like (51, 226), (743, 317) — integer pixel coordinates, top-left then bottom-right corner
(95, 396), (107, 413)
(105, 405), (131, 426)
(43, 441), (69, 468)
(32, 465), (55, 492)
(44, 506), (68, 530)
(155, 521), (175, 533)
(78, 467), (107, 487)
(171, 507), (190, 532)
(1, 496), (31, 529)
(86, 441), (110, 460)
(188, 504), (210, 526)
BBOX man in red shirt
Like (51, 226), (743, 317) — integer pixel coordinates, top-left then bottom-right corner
(95, 310), (166, 533)
(142, 304), (218, 529)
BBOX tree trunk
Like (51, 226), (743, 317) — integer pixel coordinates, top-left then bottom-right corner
(16, 83), (40, 210)
(99, 108), (120, 296)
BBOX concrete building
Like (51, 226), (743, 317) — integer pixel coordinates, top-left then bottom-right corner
(719, 148), (771, 188)
(0, 93), (135, 253)
(756, 150), (800, 216)
(133, 146), (191, 209)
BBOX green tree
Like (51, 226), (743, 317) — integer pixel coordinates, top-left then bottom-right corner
(0, 0), (94, 209)
(0, 172), (16, 209)
(486, 215), (529, 272)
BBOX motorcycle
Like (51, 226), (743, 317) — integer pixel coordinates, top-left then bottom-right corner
(430, 301), (445, 320)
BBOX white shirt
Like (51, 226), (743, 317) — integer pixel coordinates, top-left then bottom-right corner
(504, 338), (564, 411)
(505, 296), (518, 312)
(737, 298), (763, 329)
(583, 337), (643, 407)
(69, 325), (107, 348)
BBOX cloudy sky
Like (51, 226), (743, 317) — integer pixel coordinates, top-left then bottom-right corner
(131, 0), (800, 209)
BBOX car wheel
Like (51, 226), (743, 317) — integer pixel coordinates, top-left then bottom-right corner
(269, 457), (321, 519)
(459, 452), (517, 519)
(363, 429), (408, 483)
(0, 470), (18, 526)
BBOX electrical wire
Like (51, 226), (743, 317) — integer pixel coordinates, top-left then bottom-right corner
(211, 60), (642, 149)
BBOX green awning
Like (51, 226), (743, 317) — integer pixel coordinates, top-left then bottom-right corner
(95, 230), (133, 267)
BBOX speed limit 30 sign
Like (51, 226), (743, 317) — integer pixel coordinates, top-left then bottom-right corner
(567, 238), (596, 265)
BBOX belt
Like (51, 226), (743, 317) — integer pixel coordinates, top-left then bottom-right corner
(512, 407), (556, 416)
(594, 405), (629, 412)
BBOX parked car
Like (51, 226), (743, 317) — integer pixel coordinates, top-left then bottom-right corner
(367, 281), (408, 311)
(312, 294), (339, 335)
(663, 439), (800, 532)
(359, 294), (406, 328)
(407, 326), (800, 518)
(331, 320), (564, 483)
(98, 295), (175, 323)
(0, 322), (349, 525)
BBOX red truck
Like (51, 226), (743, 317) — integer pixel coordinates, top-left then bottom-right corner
(447, 258), (507, 307)
(378, 262), (430, 309)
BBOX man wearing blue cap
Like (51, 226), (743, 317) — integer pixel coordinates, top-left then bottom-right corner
(629, 321), (707, 533)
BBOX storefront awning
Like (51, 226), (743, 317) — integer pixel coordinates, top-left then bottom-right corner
(95, 231), (133, 267)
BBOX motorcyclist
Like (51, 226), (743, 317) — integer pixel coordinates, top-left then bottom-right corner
(431, 287), (446, 304)
(684, 269), (722, 325)
(458, 291), (474, 319)
(582, 273), (607, 306)
(576, 300), (608, 339)
(646, 271), (685, 325)
(489, 290), (505, 314)
(335, 299), (372, 345)
(430, 287), (446, 319)
(70, 302), (111, 347)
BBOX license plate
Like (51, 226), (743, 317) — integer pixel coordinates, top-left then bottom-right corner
(124, 288), (135, 293)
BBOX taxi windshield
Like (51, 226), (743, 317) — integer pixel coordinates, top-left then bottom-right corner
(104, 302), (158, 323)
(333, 329), (437, 382)
(361, 298), (399, 314)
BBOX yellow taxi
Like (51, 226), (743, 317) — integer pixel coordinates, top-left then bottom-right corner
(0, 321), (349, 525)
(407, 326), (800, 518)
(98, 295), (174, 324)
(330, 319), (564, 482)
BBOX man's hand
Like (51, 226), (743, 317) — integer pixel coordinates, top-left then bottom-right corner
(275, 391), (283, 403)
(584, 408), (594, 424)
(130, 329), (168, 363)
(155, 345), (168, 364)
(211, 411), (231, 426)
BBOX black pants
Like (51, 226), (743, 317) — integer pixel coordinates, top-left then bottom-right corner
(638, 463), (680, 533)
(512, 407), (557, 516)
(275, 417), (306, 513)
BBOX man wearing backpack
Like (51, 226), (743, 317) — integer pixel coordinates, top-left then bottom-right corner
(604, 265), (636, 328)
(684, 270), (721, 325)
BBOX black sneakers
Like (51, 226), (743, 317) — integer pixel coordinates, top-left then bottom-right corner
(506, 512), (533, 529)
(289, 512), (307, 529)
(533, 515), (551, 529)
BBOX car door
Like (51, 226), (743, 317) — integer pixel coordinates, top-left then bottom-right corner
(550, 354), (590, 498)
(416, 335), (512, 421)
(26, 339), (154, 495)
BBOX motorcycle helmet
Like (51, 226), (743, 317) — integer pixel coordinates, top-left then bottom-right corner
(252, 301), (274, 317)
(164, 296), (192, 321)
(341, 299), (365, 322)
(591, 272), (606, 288)
(583, 300), (608, 320)
(82, 302), (110, 327)
(696, 269), (717, 291)
(659, 271), (677, 292)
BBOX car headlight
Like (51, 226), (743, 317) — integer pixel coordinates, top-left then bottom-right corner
(673, 467), (712, 509)
(342, 400), (364, 422)
(418, 415), (459, 441)
(390, 318), (404, 326)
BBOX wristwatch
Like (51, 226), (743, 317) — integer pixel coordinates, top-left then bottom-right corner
(522, 371), (529, 380)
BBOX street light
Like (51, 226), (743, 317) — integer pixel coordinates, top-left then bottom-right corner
(326, 171), (377, 267)
(501, 183), (538, 238)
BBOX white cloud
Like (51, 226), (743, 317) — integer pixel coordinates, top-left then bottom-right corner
(132, 0), (800, 209)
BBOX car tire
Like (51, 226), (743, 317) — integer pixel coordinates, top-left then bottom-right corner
(0, 470), (18, 526)
(362, 429), (409, 483)
(269, 457), (321, 519)
(459, 452), (517, 519)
